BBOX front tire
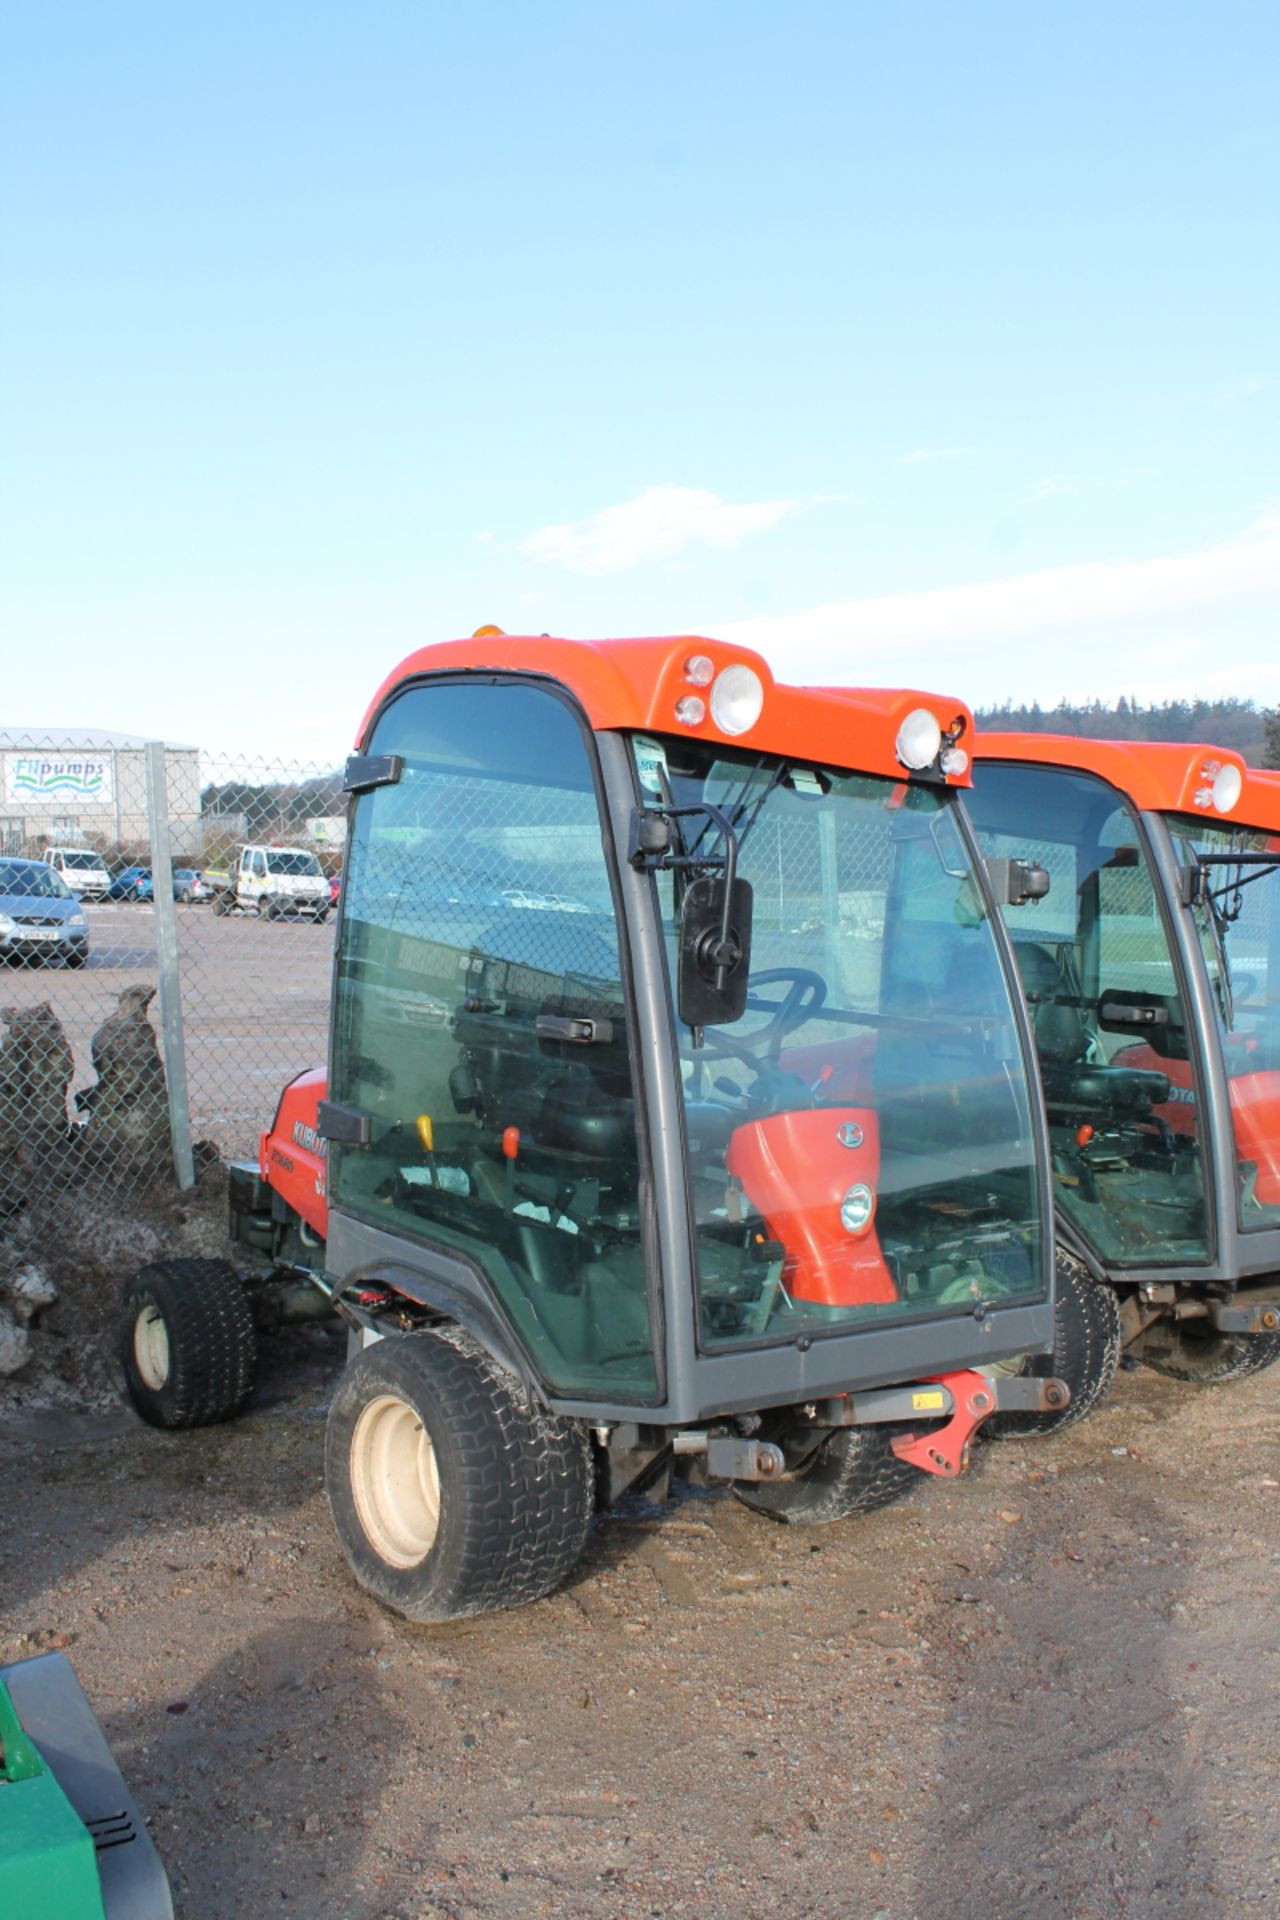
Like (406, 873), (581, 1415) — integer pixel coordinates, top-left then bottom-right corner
(1142, 1323), (1280, 1385)
(985, 1248), (1121, 1438)
(120, 1258), (257, 1429)
(733, 1424), (919, 1524)
(324, 1330), (593, 1622)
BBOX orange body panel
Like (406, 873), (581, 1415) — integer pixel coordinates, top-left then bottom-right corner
(356, 633), (974, 788)
(976, 731), (1250, 822)
(1226, 1070), (1280, 1204)
(725, 1106), (897, 1306)
(260, 1068), (330, 1238)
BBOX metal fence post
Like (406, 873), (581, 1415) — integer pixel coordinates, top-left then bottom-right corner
(145, 741), (196, 1189)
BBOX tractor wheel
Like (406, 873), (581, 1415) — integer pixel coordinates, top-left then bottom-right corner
(210, 892), (229, 916)
(257, 897), (274, 920)
(732, 1424), (919, 1525)
(120, 1258), (257, 1429)
(1141, 1324), (1280, 1385)
(985, 1248), (1121, 1439)
(324, 1329), (593, 1622)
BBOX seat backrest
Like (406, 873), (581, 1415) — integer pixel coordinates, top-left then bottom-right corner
(1014, 941), (1088, 1065)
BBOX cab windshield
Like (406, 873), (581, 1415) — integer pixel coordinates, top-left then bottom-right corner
(636, 736), (1044, 1351)
(1167, 815), (1280, 1232)
(267, 851), (322, 877)
(970, 763), (1211, 1267)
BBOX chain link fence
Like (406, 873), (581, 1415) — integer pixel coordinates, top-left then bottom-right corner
(0, 734), (342, 1236)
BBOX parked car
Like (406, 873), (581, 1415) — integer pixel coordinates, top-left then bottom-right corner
(108, 865), (154, 901)
(0, 857), (90, 967)
(108, 866), (209, 903)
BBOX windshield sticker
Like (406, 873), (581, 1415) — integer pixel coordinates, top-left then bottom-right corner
(633, 737), (669, 795)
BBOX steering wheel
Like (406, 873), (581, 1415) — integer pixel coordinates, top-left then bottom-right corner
(698, 966), (827, 1070)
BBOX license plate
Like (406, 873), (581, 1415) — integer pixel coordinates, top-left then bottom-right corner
(21, 929), (61, 942)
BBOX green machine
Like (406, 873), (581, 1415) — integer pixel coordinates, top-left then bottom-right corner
(0, 1655), (172, 1920)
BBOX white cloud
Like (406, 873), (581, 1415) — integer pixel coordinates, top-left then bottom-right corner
(520, 484), (804, 576)
(716, 515), (1280, 708)
(895, 447), (976, 467)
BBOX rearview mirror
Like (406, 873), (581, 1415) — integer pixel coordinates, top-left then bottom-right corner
(987, 857), (1051, 907)
(678, 875), (753, 1028)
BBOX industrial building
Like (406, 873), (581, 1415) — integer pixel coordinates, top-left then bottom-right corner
(0, 729), (200, 854)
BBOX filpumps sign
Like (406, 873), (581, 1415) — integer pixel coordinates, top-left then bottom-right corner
(3, 752), (114, 806)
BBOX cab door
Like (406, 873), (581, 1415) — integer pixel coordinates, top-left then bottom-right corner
(328, 676), (660, 1403)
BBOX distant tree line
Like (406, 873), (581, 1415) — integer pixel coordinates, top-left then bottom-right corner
(200, 773), (345, 833)
(975, 697), (1280, 769)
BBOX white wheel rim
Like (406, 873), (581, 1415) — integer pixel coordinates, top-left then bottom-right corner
(134, 1306), (171, 1391)
(350, 1394), (441, 1569)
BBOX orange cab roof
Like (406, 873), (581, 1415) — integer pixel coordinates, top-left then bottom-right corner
(975, 731), (1256, 824)
(359, 633), (975, 787)
(1239, 767), (1280, 835)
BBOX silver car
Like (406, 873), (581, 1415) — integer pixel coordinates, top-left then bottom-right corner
(0, 857), (90, 967)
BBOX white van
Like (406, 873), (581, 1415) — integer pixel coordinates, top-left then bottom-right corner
(45, 846), (111, 901)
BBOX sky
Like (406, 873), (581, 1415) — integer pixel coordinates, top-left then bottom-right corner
(2, 1), (1277, 763)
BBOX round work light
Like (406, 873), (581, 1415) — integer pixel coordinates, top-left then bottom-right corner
(895, 709), (943, 771)
(709, 664), (765, 737)
(1212, 764), (1243, 813)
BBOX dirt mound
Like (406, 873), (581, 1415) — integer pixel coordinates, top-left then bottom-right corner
(0, 1158), (233, 1413)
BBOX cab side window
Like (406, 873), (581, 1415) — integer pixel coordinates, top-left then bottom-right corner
(330, 680), (657, 1402)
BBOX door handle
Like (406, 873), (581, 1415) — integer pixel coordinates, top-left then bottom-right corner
(535, 1013), (615, 1044)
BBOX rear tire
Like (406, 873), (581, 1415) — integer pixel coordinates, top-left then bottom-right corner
(985, 1248), (1121, 1438)
(1141, 1323), (1280, 1385)
(120, 1258), (257, 1429)
(210, 892), (230, 916)
(324, 1329), (593, 1621)
(733, 1424), (919, 1524)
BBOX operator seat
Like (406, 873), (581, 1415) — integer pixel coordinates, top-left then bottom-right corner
(1015, 942), (1172, 1119)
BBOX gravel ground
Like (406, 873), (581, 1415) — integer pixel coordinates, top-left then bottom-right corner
(3, 1348), (1278, 1920)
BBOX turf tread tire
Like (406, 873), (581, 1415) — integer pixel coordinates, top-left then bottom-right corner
(985, 1247), (1121, 1439)
(1142, 1325), (1280, 1385)
(732, 1424), (920, 1525)
(324, 1329), (593, 1622)
(120, 1257), (257, 1429)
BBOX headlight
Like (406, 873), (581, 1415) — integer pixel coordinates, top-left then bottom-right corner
(710, 664), (765, 737)
(895, 708), (943, 771)
(68, 913), (87, 928)
(840, 1182), (876, 1235)
(0, 913), (14, 938)
(1212, 764), (1243, 813)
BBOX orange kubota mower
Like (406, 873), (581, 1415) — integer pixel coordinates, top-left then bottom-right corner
(969, 734), (1280, 1414)
(119, 634), (1064, 1622)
